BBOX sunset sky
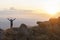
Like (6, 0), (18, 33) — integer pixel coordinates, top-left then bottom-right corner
(0, 0), (59, 12)
(0, 0), (60, 19)
(0, 0), (60, 28)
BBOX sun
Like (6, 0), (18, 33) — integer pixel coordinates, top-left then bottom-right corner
(46, 9), (57, 17)
(46, 8), (57, 15)
(44, 4), (58, 15)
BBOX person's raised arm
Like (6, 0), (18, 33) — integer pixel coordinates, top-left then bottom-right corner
(7, 18), (10, 21)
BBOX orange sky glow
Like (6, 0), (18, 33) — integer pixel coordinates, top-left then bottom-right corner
(0, 0), (59, 20)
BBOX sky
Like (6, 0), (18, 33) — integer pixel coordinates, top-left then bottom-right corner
(0, 0), (60, 29)
(0, 0), (59, 12)
(0, 0), (60, 19)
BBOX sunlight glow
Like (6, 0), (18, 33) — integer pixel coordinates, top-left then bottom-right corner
(45, 6), (58, 15)
(48, 12), (56, 15)
(0, 0), (59, 18)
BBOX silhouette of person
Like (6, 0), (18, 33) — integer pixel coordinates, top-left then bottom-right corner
(8, 18), (16, 28)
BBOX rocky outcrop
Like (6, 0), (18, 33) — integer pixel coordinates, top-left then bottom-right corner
(0, 29), (4, 40)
